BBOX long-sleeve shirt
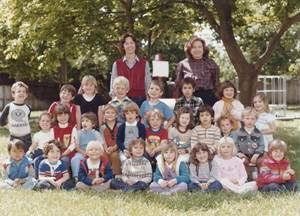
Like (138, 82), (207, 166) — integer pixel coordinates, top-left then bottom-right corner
(256, 155), (296, 188)
(211, 155), (247, 186)
(189, 162), (214, 184)
(78, 157), (113, 186)
(0, 102), (31, 136)
(232, 127), (265, 156)
(212, 99), (244, 122)
(121, 157), (152, 184)
(110, 56), (151, 96)
(2, 156), (34, 185)
(191, 125), (220, 151)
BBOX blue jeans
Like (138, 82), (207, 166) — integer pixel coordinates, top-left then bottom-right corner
(188, 180), (223, 192)
(71, 153), (85, 178)
(259, 181), (297, 192)
(110, 178), (148, 192)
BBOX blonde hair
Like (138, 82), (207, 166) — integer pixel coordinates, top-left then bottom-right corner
(217, 137), (237, 157)
(78, 75), (98, 94)
(112, 76), (129, 90)
(161, 143), (179, 173)
(241, 107), (257, 119)
(253, 92), (270, 112)
(86, 140), (104, 152)
(11, 81), (29, 94)
(146, 109), (164, 128)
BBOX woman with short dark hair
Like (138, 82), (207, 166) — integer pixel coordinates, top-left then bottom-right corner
(110, 33), (151, 107)
(175, 36), (220, 106)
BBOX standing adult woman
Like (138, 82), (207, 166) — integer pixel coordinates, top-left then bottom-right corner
(175, 36), (220, 106)
(110, 33), (151, 107)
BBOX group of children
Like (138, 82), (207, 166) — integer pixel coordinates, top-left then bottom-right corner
(0, 75), (297, 194)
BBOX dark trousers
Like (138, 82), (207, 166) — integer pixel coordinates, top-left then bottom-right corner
(35, 179), (75, 190)
(188, 180), (223, 192)
(259, 181), (297, 192)
(110, 178), (148, 192)
(194, 89), (217, 107)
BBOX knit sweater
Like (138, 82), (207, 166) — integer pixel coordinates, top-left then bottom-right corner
(121, 157), (152, 184)
(191, 125), (221, 151)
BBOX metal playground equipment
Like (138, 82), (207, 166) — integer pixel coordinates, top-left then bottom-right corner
(235, 75), (288, 117)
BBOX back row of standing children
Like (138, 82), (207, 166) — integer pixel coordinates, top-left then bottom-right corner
(0, 75), (296, 194)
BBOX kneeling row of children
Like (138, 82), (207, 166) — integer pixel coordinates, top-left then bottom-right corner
(0, 137), (296, 194)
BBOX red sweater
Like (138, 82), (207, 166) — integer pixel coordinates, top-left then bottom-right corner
(256, 155), (296, 188)
(116, 58), (146, 97)
(53, 123), (75, 158)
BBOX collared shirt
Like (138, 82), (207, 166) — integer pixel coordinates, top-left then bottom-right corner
(174, 96), (203, 122)
(110, 55), (151, 95)
(175, 57), (219, 91)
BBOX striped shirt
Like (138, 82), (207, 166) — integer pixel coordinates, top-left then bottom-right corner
(191, 125), (221, 153)
(122, 157), (152, 184)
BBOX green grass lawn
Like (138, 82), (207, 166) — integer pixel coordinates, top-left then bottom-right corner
(0, 113), (300, 215)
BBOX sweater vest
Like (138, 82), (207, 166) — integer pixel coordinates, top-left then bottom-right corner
(116, 58), (146, 97)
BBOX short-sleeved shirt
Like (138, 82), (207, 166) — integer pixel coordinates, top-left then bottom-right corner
(74, 93), (106, 117)
(146, 127), (168, 151)
(32, 129), (54, 150)
(39, 159), (68, 181)
(255, 112), (276, 152)
(140, 100), (173, 128)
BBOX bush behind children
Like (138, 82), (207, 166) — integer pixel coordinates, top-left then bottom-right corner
(0, 79), (297, 195)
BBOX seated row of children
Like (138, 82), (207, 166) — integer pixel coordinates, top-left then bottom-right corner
(0, 76), (296, 194)
(0, 136), (296, 194)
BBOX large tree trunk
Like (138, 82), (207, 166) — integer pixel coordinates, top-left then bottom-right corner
(58, 58), (68, 85)
(236, 66), (258, 106)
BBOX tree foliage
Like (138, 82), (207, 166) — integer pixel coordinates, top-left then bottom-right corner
(0, 0), (299, 104)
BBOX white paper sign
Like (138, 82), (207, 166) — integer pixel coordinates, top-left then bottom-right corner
(152, 60), (169, 77)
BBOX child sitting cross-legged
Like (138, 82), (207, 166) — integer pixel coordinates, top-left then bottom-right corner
(71, 112), (104, 181)
(149, 142), (190, 195)
(188, 143), (222, 192)
(256, 139), (297, 192)
(76, 141), (113, 192)
(0, 139), (36, 190)
(35, 140), (74, 190)
(211, 137), (257, 194)
(110, 139), (152, 192)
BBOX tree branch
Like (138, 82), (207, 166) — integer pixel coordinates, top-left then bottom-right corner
(175, 0), (220, 33)
(255, 12), (300, 70)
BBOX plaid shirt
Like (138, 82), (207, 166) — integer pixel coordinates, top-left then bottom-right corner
(175, 57), (219, 90)
(174, 96), (203, 123)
